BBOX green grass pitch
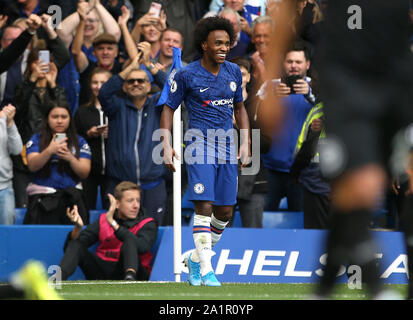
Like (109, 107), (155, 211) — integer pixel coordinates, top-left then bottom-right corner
(52, 281), (407, 300)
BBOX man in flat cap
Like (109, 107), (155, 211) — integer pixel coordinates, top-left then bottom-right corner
(73, 32), (123, 106)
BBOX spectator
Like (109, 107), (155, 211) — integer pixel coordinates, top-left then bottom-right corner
(13, 42), (68, 208)
(0, 104), (23, 224)
(219, 7), (250, 59)
(130, 6), (166, 60)
(0, 14), (42, 73)
(98, 52), (167, 225)
(209, 0), (266, 17)
(154, 28), (186, 74)
(56, 0), (121, 114)
(23, 103), (91, 225)
(74, 31), (122, 107)
(1, 14), (70, 109)
(101, 0), (134, 30)
(132, 0), (204, 63)
(249, 15), (274, 94)
(59, 181), (158, 281)
(206, 0), (263, 48)
(292, 0), (323, 60)
(74, 67), (111, 210)
(1, 0), (49, 24)
(231, 57), (270, 228)
(257, 41), (315, 213)
(290, 102), (330, 229)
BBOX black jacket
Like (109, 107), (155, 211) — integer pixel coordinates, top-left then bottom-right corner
(24, 187), (89, 225)
(63, 208), (158, 256)
(74, 104), (108, 176)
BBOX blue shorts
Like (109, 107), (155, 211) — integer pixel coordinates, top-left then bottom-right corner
(186, 162), (237, 206)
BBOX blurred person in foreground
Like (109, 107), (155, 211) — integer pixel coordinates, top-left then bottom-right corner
(313, 1), (413, 299)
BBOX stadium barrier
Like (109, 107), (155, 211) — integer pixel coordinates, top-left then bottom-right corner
(0, 224), (166, 281)
(0, 223), (408, 284)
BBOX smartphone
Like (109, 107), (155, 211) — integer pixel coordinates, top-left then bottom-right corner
(283, 75), (301, 94)
(38, 50), (50, 72)
(149, 2), (162, 18)
(55, 133), (66, 142)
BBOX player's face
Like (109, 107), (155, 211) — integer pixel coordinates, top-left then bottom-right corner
(116, 189), (141, 220)
(48, 107), (70, 134)
(202, 30), (231, 64)
(124, 70), (151, 99)
(283, 50), (310, 78)
(252, 22), (272, 57)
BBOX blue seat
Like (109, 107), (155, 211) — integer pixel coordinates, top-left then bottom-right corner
(14, 208), (27, 225)
(262, 211), (303, 229)
(89, 210), (105, 224)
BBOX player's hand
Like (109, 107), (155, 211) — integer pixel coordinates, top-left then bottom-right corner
(292, 79), (309, 95)
(66, 205), (84, 228)
(238, 142), (251, 168)
(163, 145), (178, 172)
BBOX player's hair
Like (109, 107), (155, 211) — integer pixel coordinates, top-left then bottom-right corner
(114, 181), (142, 200)
(193, 16), (236, 55)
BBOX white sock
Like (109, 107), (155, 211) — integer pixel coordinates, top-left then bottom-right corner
(192, 214), (213, 276)
(210, 214), (228, 248)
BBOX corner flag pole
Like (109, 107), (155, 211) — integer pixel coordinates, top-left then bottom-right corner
(173, 105), (182, 282)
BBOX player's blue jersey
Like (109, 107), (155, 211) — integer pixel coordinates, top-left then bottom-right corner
(166, 60), (243, 162)
(26, 133), (91, 189)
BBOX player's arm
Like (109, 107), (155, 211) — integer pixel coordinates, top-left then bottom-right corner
(234, 101), (251, 167)
(160, 105), (177, 172)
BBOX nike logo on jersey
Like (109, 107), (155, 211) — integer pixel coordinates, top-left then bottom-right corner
(200, 88), (209, 92)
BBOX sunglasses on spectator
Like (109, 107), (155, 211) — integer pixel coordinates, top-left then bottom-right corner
(126, 78), (148, 85)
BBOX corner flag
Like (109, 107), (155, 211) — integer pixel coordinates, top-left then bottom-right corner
(157, 46), (183, 106)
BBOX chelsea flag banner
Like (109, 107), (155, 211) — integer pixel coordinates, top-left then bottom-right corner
(157, 46), (183, 107)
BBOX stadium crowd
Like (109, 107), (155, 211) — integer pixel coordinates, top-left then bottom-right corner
(0, 0), (330, 228)
(2, 0), (413, 295)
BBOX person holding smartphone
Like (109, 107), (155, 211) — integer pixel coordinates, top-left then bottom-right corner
(23, 104), (92, 225)
(74, 67), (112, 210)
(256, 41), (316, 213)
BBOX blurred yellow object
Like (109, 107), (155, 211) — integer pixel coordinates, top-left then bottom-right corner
(11, 260), (62, 300)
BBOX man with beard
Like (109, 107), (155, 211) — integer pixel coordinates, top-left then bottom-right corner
(256, 41), (316, 213)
